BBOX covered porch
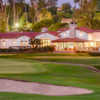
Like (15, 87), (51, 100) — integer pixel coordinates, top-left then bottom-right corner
(52, 38), (96, 52)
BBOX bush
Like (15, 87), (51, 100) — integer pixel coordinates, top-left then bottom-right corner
(76, 51), (88, 53)
(89, 52), (100, 56)
(0, 48), (30, 53)
(76, 51), (100, 56)
(0, 49), (18, 53)
(32, 46), (55, 53)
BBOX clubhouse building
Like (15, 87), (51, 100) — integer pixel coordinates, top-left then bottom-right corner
(0, 23), (100, 52)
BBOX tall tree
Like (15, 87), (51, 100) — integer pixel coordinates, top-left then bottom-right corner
(74, 0), (97, 29)
(97, 0), (100, 11)
(47, 0), (58, 8)
(8, 0), (16, 25)
(62, 3), (71, 13)
(29, 0), (36, 23)
(0, 0), (3, 11)
(0, 0), (7, 32)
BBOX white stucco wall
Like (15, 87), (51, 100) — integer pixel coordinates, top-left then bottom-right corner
(59, 30), (89, 40)
(0, 36), (31, 49)
(16, 36), (31, 47)
(0, 39), (16, 48)
(35, 33), (59, 40)
(93, 32), (100, 41)
(75, 30), (88, 40)
(59, 31), (70, 38)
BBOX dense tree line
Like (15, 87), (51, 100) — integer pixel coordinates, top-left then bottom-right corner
(0, 0), (100, 32)
(0, 0), (59, 32)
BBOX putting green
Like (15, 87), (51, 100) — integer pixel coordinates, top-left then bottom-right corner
(0, 59), (47, 74)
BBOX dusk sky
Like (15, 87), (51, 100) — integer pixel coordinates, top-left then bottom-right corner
(3, 0), (75, 7)
(25, 0), (75, 7)
(23, 0), (73, 6)
(58, 0), (74, 7)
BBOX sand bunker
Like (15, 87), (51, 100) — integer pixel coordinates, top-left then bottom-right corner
(0, 79), (93, 96)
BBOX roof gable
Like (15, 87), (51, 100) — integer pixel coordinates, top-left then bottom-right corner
(58, 27), (94, 34)
(35, 33), (59, 40)
(76, 27), (94, 33)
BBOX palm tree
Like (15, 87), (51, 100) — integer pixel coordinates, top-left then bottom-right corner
(8, 0), (16, 25)
(0, 0), (3, 12)
(72, 0), (80, 22)
(15, 0), (25, 23)
(29, 2), (36, 23)
(47, 0), (58, 8)
(30, 0), (40, 22)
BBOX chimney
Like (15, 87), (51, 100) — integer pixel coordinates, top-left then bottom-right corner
(69, 22), (77, 38)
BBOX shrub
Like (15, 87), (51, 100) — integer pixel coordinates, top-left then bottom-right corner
(89, 52), (100, 56)
(32, 46), (55, 53)
(0, 49), (18, 53)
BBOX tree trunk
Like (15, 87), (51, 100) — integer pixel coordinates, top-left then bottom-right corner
(13, 0), (16, 25)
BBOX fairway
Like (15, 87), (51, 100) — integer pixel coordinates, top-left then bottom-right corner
(0, 56), (100, 100)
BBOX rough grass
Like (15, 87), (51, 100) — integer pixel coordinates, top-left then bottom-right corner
(30, 56), (100, 65)
(0, 53), (91, 58)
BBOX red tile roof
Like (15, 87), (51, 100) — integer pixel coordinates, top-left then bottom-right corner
(0, 32), (38, 39)
(76, 27), (94, 33)
(48, 31), (59, 36)
(52, 38), (88, 43)
(93, 30), (100, 32)
(0, 31), (59, 39)
(58, 27), (95, 33)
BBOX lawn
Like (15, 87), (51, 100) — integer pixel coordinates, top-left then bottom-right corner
(0, 54), (100, 100)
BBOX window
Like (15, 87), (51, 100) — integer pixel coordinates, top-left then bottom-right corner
(13, 40), (16, 46)
(20, 40), (28, 46)
(2, 40), (6, 47)
(25, 41), (28, 46)
(67, 43), (74, 48)
(42, 39), (51, 47)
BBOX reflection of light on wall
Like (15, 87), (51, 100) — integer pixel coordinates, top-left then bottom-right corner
(80, 33), (83, 37)
(88, 34), (93, 40)
(63, 33), (66, 37)
(90, 42), (95, 47)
